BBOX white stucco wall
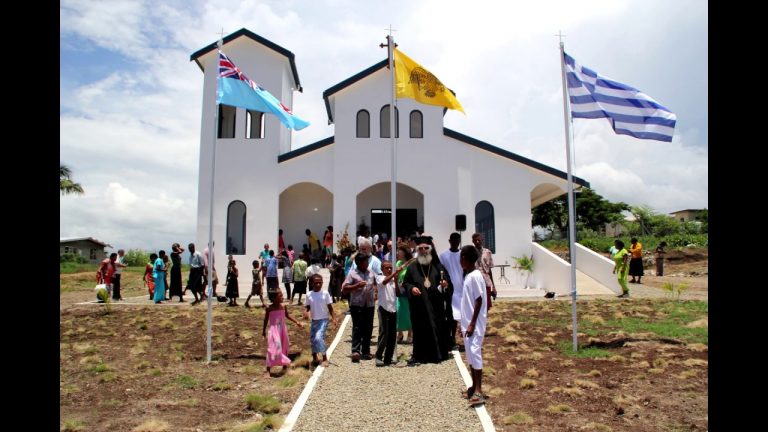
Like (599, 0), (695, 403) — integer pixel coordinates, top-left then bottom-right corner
(194, 36), (586, 286)
(575, 243), (622, 295)
(195, 36), (298, 276)
(531, 242), (571, 294)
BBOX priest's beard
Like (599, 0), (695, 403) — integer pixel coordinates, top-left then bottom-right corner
(417, 252), (433, 266)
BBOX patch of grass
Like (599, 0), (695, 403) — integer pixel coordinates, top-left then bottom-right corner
(653, 358), (669, 369)
(132, 419), (170, 432)
(631, 360), (651, 369)
(245, 393), (281, 414)
(505, 362), (516, 370)
(608, 355), (626, 362)
(502, 412), (534, 425)
(174, 375), (198, 389)
(212, 382), (231, 391)
(676, 370), (699, 379)
(574, 379), (599, 389)
(178, 398), (198, 407)
(89, 363), (111, 374)
(560, 359), (575, 367)
(150, 368), (162, 377)
(241, 365), (261, 374)
(682, 358), (707, 367)
(559, 342), (612, 359)
(613, 394), (639, 407)
(546, 404), (573, 414)
(581, 422), (612, 431)
(519, 378), (537, 389)
(72, 343), (94, 354)
(61, 384), (80, 396)
(99, 372), (117, 383)
(542, 336), (556, 345)
(277, 376), (298, 388)
(130, 343), (147, 356)
(525, 368), (539, 378)
(135, 361), (151, 370)
(487, 387), (506, 397)
(79, 355), (102, 365)
(238, 415), (285, 432)
(550, 387), (584, 397)
(585, 369), (602, 377)
(62, 419), (86, 431)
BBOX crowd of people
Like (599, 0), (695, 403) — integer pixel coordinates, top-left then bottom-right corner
(95, 228), (498, 407)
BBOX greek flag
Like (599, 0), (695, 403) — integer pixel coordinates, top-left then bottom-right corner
(564, 53), (676, 142)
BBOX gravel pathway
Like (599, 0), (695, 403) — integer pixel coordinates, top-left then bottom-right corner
(290, 313), (486, 432)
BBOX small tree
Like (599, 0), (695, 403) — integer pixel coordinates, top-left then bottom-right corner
(513, 255), (534, 289)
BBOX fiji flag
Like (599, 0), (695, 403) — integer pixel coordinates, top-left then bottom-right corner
(217, 50), (309, 131)
(564, 53), (675, 142)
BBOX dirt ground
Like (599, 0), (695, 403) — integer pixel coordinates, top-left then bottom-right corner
(474, 256), (708, 431)
(60, 254), (707, 431)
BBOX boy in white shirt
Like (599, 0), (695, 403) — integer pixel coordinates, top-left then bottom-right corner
(459, 245), (487, 407)
(304, 274), (337, 367)
(374, 261), (400, 366)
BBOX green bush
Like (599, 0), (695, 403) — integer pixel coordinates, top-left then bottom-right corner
(123, 249), (150, 267)
(60, 253), (88, 264)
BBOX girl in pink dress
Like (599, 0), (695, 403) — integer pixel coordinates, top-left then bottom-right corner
(262, 291), (303, 374)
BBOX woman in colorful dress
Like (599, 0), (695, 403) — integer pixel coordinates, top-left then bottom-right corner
(395, 245), (416, 344)
(152, 250), (167, 304)
(612, 239), (630, 298)
(628, 237), (644, 284)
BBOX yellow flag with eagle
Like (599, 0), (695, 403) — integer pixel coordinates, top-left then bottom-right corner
(393, 48), (465, 114)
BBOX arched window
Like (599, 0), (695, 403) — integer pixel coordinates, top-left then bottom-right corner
(475, 201), (495, 253)
(410, 110), (423, 138)
(380, 105), (399, 138)
(218, 105), (236, 138)
(246, 110), (265, 139)
(226, 201), (246, 255)
(356, 110), (370, 138)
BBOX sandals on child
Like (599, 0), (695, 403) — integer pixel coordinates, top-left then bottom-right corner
(468, 393), (486, 406)
(461, 387), (475, 399)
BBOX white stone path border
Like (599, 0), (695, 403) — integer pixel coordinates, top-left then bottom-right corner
(278, 314), (351, 432)
(278, 313), (496, 432)
(452, 349), (497, 432)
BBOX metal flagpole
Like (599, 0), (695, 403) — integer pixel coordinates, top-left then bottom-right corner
(205, 35), (224, 363)
(381, 28), (397, 264)
(558, 34), (579, 352)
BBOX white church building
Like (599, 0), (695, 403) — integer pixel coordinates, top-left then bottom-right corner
(191, 29), (619, 295)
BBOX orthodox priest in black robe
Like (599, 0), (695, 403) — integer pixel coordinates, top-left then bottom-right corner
(403, 236), (453, 364)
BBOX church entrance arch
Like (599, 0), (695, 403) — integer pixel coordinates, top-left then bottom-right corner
(279, 183), (333, 254)
(357, 183), (423, 240)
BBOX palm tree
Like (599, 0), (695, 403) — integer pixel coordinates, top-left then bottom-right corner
(60, 164), (84, 195)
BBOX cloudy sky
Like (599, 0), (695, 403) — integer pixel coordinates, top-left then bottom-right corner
(60, 0), (707, 252)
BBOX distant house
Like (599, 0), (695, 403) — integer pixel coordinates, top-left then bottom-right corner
(604, 213), (637, 238)
(669, 209), (705, 223)
(60, 237), (113, 263)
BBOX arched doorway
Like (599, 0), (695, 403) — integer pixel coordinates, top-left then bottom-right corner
(356, 182), (424, 239)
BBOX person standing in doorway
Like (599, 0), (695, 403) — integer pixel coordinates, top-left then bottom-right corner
(306, 229), (322, 261)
